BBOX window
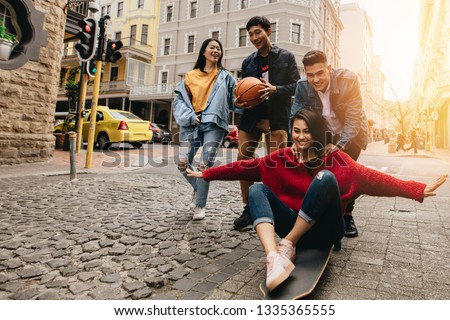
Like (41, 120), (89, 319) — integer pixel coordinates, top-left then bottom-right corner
(0, 3), (17, 36)
(101, 6), (105, 16)
(117, 2), (123, 17)
(130, 25), (137, 46)
(115, 32), (122, 41)
(187, 35), (195, 53)
(107, 5), (111, 15)
(213, 0), (221, 13)
(138, 0), (144, 9)
(141, 24), (148, 45)
(239, 28), (247, 47)
(166, 5), (173, 22)
(269, 22), (276, 43)
(292, 23), (301, 44)
(110, 67), (118, 81)
(211, 31), (219, 40)
(163, 38), (170, 55)
(240, 0), (248, 9)
(190, 1), (197, 19)
(269, 0), (278, 3)
(161, 71), (168, 92)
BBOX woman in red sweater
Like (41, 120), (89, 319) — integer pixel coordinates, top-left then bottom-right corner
(187, 109), (447, 291)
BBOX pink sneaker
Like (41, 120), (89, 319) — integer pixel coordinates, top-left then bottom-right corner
(266, 251), (294, 291)
(278, 238), (296, 262)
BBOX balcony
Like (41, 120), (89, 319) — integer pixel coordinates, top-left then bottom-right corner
(129, 83), (177, 101)
(58, 81), (129, 97)
(64, 1), (91, 40)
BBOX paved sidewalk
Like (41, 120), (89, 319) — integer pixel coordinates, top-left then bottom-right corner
(0, 143), (450, 300)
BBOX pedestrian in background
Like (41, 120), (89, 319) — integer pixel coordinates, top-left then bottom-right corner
(396, 132), (407, 152)
(291, 50), (369, 238)
(233, 16), (300, 231)
(187, 108), (447, 291)
(173, 38), (239, 221)
(406, 128), (418, 154)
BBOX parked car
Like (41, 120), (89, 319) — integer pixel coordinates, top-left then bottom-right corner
(53, 106), (153, 149)
(151, 123), (172, 144)
(53, 114), (76, 134)
(222, 126), (238, 148)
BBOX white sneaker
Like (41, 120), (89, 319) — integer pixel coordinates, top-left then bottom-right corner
(278, 238), (296, 262)
(266, 251), (294, 291)
(188, 191), (198, 209)
(193, 206), (205, 220)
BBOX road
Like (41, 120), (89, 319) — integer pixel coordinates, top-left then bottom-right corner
(0, 141), (449, 300)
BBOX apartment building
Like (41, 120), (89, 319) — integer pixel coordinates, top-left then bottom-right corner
(57, 0), (160, 119)
(339, 2), (384, 134)
(129, 0), (343, 138)
(411, 0), (449, 150)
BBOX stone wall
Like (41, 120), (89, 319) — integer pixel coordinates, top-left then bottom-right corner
(0, 0), (66, 165)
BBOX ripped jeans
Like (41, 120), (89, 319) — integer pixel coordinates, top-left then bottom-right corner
(178, 122), (226, 208)
(249, 170), (344, 248)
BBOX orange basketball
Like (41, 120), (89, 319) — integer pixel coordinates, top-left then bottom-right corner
(235, 77), (264, 108)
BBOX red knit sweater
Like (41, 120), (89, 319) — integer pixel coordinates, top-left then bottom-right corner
(203, 148), (426, 213)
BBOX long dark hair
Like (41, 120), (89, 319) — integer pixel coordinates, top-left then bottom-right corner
(193, 38), (224, 72)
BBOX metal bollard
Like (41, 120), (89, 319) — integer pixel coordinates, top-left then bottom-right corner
(69, 131), (77, 181)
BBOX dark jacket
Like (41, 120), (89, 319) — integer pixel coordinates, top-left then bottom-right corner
(291, 68), (369, 150)
(239, 46), (300, 133)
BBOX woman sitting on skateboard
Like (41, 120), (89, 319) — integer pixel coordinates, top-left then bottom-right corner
(187, 108), (447, 291)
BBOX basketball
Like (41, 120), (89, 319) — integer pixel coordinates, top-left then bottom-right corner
(235, 77), (264, 108)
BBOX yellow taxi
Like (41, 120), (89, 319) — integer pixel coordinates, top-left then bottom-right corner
(53, 106), (153, 149)
(81, 106), (153, 149)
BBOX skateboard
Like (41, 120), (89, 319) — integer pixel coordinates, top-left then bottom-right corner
(260, 242), (339, 300)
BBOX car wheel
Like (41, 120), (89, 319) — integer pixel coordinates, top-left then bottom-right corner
(131, 142), (143, 149)
(223, 138), (231, 148)
(97, 133), (111, 150)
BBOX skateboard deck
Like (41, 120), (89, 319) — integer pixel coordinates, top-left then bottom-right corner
(260, 245), (333, 300)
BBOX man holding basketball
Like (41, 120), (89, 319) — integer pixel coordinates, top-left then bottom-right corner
(291, 50), (369, 238)
(233, 16), (300, 231)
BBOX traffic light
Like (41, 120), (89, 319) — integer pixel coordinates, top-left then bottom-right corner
(75, 18), (98, 61)
(86, 59), (97, 78)
(105, 40), (123, 63)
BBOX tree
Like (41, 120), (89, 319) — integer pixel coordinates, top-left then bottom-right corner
(65, 67), (80, 113)
(382, 79), (412, 134)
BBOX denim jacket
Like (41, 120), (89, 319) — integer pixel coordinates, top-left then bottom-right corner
(291, 68), (369, 150)
(173, 68), (240, 141)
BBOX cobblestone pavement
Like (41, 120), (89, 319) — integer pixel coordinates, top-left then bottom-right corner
(1, 145), (450, 300)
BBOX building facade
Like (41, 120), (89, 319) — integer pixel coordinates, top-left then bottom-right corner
(339, 2), (384, 136)
(411, 0), (449, 150)
(57, 0), (160, 120)
(0, 0), (66, 165)
(130, 0), (343, 141)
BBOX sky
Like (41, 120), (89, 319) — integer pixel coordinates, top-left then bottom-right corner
(340, 0), (421, 100)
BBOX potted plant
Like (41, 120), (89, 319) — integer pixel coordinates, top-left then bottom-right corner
(0, 25), (17, 61)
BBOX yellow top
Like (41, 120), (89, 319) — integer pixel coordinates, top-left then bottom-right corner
(184, 68), (219, 113)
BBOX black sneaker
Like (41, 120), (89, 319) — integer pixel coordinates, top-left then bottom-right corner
(233, 205), (252, 230)
(344, 215), (358, 238)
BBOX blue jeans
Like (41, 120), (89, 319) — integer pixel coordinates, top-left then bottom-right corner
(178, 122), (226, 208)
(248, 170), (344, 248)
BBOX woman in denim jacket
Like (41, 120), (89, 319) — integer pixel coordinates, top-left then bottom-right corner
(173, 38), (240, 220)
